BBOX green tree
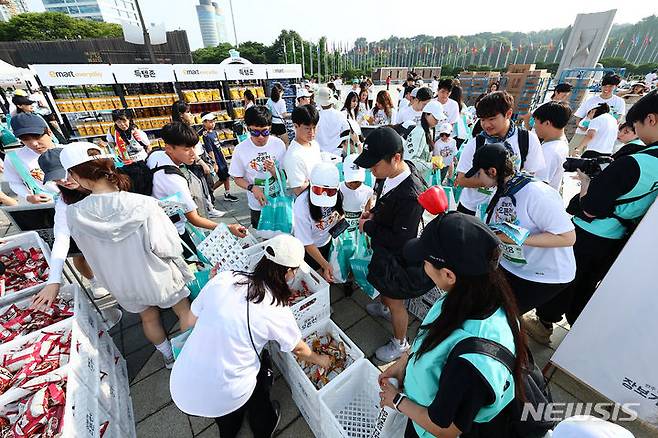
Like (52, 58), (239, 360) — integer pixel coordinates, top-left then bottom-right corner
(0, 12), (122, 41)
(191, 43), (233, 63)
(235, 41), (268, 64)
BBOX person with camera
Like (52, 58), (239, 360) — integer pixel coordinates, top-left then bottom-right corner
(464, 143), (576, 315)
(525, 91), (658, 343)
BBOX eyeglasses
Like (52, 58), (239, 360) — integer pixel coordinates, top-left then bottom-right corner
(311, 185), (338, 197)
(249, 128), (271, 137)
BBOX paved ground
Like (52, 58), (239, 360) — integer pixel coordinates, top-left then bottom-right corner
(1, 177), (655, 437)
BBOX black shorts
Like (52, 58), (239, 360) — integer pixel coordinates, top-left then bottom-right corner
(502, 268), (572, 314)
(457, 203), (476, 216)
(271, 123), (287, 136)
(304, 241), (331, 271)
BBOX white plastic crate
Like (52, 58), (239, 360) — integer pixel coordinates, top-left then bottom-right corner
(98, 332), (120, 414)
(289, 265), (330, 333)
(98, 405), (123, 438)
(115, 357), (137, 438)
(0, 231), (52, 306)
(197, 223), (260, 271)
(318, 359), (407, 438)
(406, 287), (444, 322)
(62, 371), (100, 438)
(277, 319), (364, 427)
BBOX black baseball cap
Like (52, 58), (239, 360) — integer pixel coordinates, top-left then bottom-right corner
(38, 148), (66, 183)
(354, 126), (402, 168)
(12, 95), (35, 106)
(10, 112), (48, 137)
(404, 212), (501, 276)
(464, 142), (509, 178)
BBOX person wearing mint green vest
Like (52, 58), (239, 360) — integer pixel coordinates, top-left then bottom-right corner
(531, 91), (658, 344)
(378, 212), (528, 438)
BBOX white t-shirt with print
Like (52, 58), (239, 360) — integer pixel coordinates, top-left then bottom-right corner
(456, 129), (545, 212)
(574, 94), (626, 134)
(267, 98), (288, 125)
(3, 146), (59, 202)
(282, 139), (322, 189)
(339, 182), (373, 231)
(293, 191), (339, 247)
(396, 105), (421, 126)
(147, 151), (197, 234)
(488, 180), (575, 283)
(433, 138), (458, 166)
(229, 136), (286, 210)
(170, 271), (301, 417)
(584, 113), (618, 155)
(535, 139), (568, 190)
(440, 98), (460, 125)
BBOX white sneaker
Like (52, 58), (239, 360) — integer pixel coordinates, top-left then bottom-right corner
(207, 207), (226, 218)
(376, 338), (410, 363)
(366, 302), (392, 321)
(101, 307), (123, 329)
(522, 314), (553, 345)
(90, 279), (110, 299)
(163, 354), (175, 370)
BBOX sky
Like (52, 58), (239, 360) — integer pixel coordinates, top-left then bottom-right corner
(25, 0), (652, 51)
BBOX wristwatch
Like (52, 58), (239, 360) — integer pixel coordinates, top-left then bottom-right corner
(392, 392), (407, 412)
(247, 184), (254, 192)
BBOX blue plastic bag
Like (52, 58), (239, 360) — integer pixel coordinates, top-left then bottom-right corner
(257, 166), (294, 237)
(350, 232), (379, 299)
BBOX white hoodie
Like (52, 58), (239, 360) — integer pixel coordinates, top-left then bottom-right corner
(67, 191), (192, 313)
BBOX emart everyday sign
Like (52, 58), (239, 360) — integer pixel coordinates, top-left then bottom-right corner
(173, 64), (225, 82)
(30, 64), (114, 86)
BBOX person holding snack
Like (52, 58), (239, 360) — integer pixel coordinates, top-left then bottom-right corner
(293, 162), (344, 282)
(170, 234), (331, 438)
(59, 142), (196, 368)
(464, 143), (576, 316)
(379, 212), (529, 438)
(105, 109), (150, 163)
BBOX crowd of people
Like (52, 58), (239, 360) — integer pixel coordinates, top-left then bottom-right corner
(1, 70), (656, 438)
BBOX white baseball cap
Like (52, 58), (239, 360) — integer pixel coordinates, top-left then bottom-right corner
(201, 112), (217, 122)
(343, 154), (366, 183)
(410, 87), (420, 98)
(59, 142), (109, 171)
(309, 162), (340, 207)
(315, 87), (337, 106)
(423, 100), (447, 123)
(438, 123), (453, 135)
(263, 234), (305, 268)
(551, 415), (635, 438)
(296, 88), (312, 99)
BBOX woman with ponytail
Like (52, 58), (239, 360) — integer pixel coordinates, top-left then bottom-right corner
(378, 212), (528, 438)
(60, 142), (195, 368)
(466, 143), (576, 345)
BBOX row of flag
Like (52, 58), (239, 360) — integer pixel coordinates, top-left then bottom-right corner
(282, 33), (657, 77)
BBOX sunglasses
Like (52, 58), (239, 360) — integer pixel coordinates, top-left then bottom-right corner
(311, 185), (338, 197)
(250, 128), (271, 137)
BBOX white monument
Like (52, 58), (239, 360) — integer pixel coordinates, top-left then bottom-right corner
(556, 10), (617, 78)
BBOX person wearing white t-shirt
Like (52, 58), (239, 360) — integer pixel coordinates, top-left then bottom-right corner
(436, 79), (460, 127)
(315, 87), (350, 155)
(228, 106), (287, 228)
(282, 104), (322, 196)
(466, 143), (576, 315)
(571, 74), (625, 156)
(266, 83), (290, 146)
(429, 75), (439, 94)
(339, 154), (373, 232)
(578, 103), (619, 157)
(433, 123), (458, 182)
(456, 91), (545, 216)
(532, 101), (571, 190)
(293, 163), (344, 283)
(148, 123), (247, 253)
(397, 87), (433, 129)
(170, 235), (332, 436)
(645, 70), (657, 87)
(5, 112), (59, 204)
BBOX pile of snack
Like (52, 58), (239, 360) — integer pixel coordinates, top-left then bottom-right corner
(0, 247), (49, 296)
(0, 300), (73, 343)
(181, 89), (223, 103)
(0, 380), (67, 437)
(296, 333), (353, 389)
(287, 280), (314, 307)
(228, 86), (265, 101)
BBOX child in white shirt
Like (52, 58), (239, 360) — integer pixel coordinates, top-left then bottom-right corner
(433, 123), (458, 183)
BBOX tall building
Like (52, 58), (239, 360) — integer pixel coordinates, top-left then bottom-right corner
(196, 0), (228, 48)
(41, 0), (140, 26)
(0, 0), (28, 21)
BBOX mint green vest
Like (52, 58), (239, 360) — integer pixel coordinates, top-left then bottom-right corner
(574, 145), (658, 239)
(404, 297), (516, 438)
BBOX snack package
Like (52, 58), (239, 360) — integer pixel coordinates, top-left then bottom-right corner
(296, 332), (352, 389)
(0, 247), (49, 296)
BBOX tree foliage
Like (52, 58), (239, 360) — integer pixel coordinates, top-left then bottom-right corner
(0, 12), (122, 41)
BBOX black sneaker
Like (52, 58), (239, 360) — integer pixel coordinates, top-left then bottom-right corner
(224, 193), (239, 202)
(270, 400), (281, 438)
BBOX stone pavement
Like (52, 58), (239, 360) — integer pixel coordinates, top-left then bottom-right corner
(0, 182), (654, 437)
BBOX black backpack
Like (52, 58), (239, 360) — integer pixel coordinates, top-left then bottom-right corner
(117, 161), (153, 196)
(476, 129), (530, 170)
(447, 337), (555, 438)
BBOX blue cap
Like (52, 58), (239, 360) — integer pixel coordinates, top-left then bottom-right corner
(10, 113), (48, 137)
